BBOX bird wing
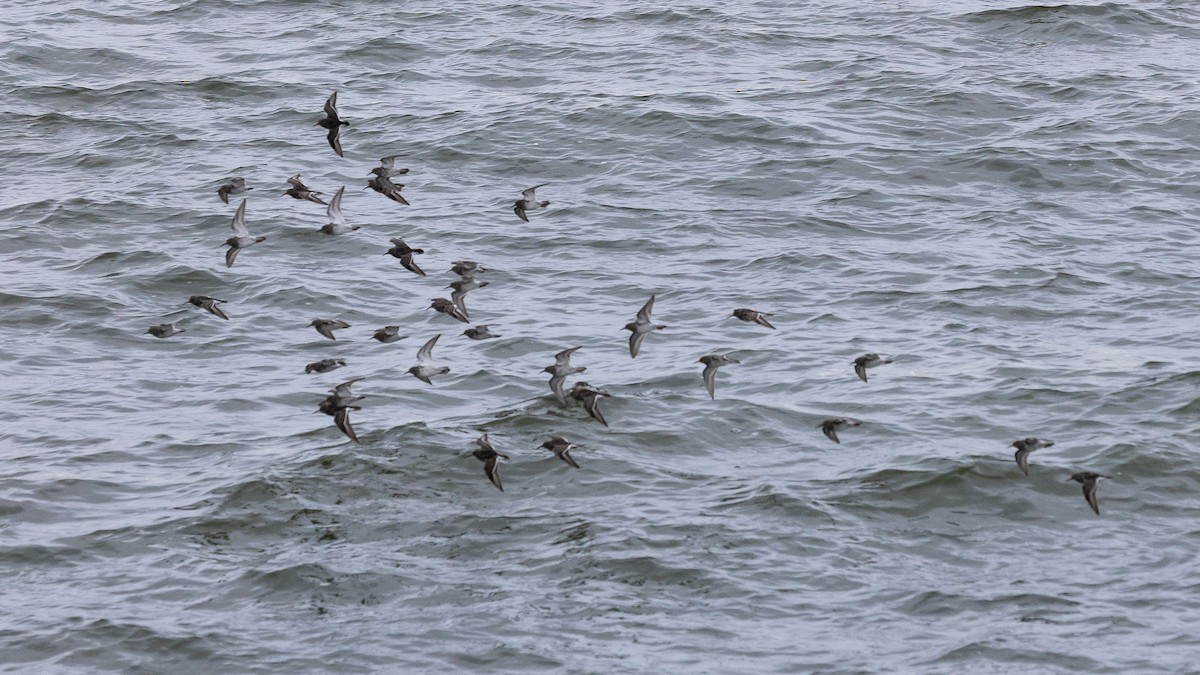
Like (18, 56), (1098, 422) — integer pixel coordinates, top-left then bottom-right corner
(702, 363), (718, 399)
(822, 424), (840, 444)
(583, 394), (609, 427)
(327, 126), (343, 157)
(757, 314), (776, 329)
(324, 91), (339, 119)
(287, 174), (306, 189)
(231, 199), (249, 236)
(417, 334), (440, 365)
(207, 301), (229, 320)
(854, 362), (868, 383)
(402, 254), (426, 277)
(513, 202), (528, 222)
(334, 408), (359, 443)
(637, 294), (655, 323)
(1083, 481), (1100, 515)
(1015, 449), (1030, 476)
(327, 186), (345, 225)
(629, 331), (646, 358)
(549, 373), (567, 404)
(559, 449), (580, 469)
(224, 246), (240, 268)
(379, 155), (396, 169)
(483, 457), (504, 492)
(554, 346), (580, 368)
(521, 184), (548, 200)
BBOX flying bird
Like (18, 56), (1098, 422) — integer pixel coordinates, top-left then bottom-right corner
(284, 174), (327, 205)
(448, 278), (488, 316)
(430, 298), (470, 323)
(1069, 471), (1111, 515)
(852, 353), (893, 383)
(367, 174), (409, 205)
(450, 260), (488, 277)
(513, 183), (549, 222)
(217, 177), (251, 204)
(732, 308), (775, 329)
(385, 238), (425, 276)
(407, 334), (450, 384)
(370, 155), (409, 178)
(473, 433), (509, 492)
(145, 323), (184, 338)
(698, 354), (740, 399)
(623, 294), (666, 358)
(541, 436), (580, 469)
(819, 417), (861, 444)
(1012, 437), (1054, 476)
(316, 377), (364, 443)
(568, 382), (610, 427)
(371, 326), (405, 343)
(305, 358), (346, 374)
(309, 318), (350, 341)
(544, 346), (586, 404)
(185, 295), (228, 320)
(463, 325), (500, 340)
(317, 91), (349, 157)
(319, 186), (359, 234)
(223, 199), (267, 268)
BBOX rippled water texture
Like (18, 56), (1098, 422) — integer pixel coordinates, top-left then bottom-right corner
(3, 1), (1200, 672)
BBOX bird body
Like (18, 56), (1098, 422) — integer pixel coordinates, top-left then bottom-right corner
(819, 417), (861, 444)
(1012, 437), (1054, 476)
(698, 354), (740, 399)
(623, 294), (666, 358)
(223, 199), (266, 268)
(386, 238), (425, 276)
(473, 433), (509, 491)
(217, 177), (251, 204)
(541, 436), (580, 469)
(1069, 471), (1110, 515)
(407, 334), (449, 384)
(317, 91), (348, 157)
(732, 308), (775, 329)
(284, 174), (327, 204)
(186, 295), (228, 320)
(852, 353), (893, 383)
(310, 318), (350, 340)
(430, 298), (470, 323)
(513, 184), (549, 222)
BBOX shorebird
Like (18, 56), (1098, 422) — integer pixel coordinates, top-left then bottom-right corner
(407, 334), (449, 384)
(513, 184), (549, 222)
(819, 417), (861, 444)
(544, 346), (586, 404)
(541, 436), (580, 469)
(317, 91), (348, 157)
(305, 358), (346, 374)
(1012, 438), (1054, 476)
(623, 294), (666, 358)
(463, 325), (499, 340)
(185, 295), (228, 320)
(223, 199), (266, 268)
(448, 278), (488, 316)
(316, 378), (364, 443)
(473, 433), (509, 492)
(370, 155), (408, 178)
(568, 382), (610, 427)
(430, 298), (469, 323)
(450, 260), (487, 277)
(732, 308), (775, 329)
(217, 177), (251, 204)
(1069, 471), (1111, 515)
(852, 353), (893, 383)
(698, 354), (740, 399)
(371, 326), (405, 343)
(284, 174), (327, 205)
(309, 318), (350, 341)
(145, 323), (184, 338)
(319, 186), (359, 234)
(385, 238), (425, 276)
(367, 174), (409, 205)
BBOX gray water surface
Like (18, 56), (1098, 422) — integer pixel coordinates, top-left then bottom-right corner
(3, 1), (1200, 672)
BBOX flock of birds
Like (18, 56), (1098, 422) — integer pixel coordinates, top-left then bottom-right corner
(144, 92), (1113, 515)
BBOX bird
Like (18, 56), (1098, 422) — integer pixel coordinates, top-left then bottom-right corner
(407, 334), (450, 384)
(819, 418), (861, 444)
(317, 91), (348, 157)
(852, 353), (893, 383)
(541, 436), (580, 469)
(385, 238), (425, 276)
(367, 174), (409, 205)
(223, 199), (267, 268)
(319, 186), (359, 234)
(623, 294), (666, 358)
(513, 184), (549, 222)
(1069, 471), (1111, 515)
(309, 318), (350, 340)
(544, 346), (586, 404)
(568, 382), (610, 427)
(145, 323), (184, 338)
(185, 295), (228, 320)
(316, 378), (364, 443)
(698, 354), (740, 399)
(371, 326), (405, 343)
(305, 358), (346, 374)
(450, 260), (487, 277)
(472, 433), (509, 492)
(448, 278), (488, 317)
(430, 298), (470, 323)
(217, 177), (251, 204)
(1012, 438), (1055, 476)
(370, 155), (408, 178)
(732, 308), (775, 329)
(284, 174), (327, 205)
(463, 325), (500, 340)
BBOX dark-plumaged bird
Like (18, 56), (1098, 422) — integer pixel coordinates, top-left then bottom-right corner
(1012, 437), (1054, 476)
(217, 177), (251, 204)
(386, 238), (425, 276)
(473, 433), (509, 492)
(463, 325), (499, 340)
(698, 354), (740, 399)
(370, 155), (408, 178)
(371, 326), (405, 343)
(223, 199), (267, 268)
(146, 323), (184, 338)
(544, 346), (586, 404)
(284, 174), (327, 205)
(541, 436), (580, 469)
(732, 308), (775, 329)
(305, 358), (346, 374)
(568, 382), (610, 427)
(430, 298), (470, 323)
(819, 417), (861, 444)
(1069, 471), (1110, 515)
(186, 295), (228, 320)
(317, 91), (349, 157)
(407, 334), (450, 384)
(367, 174), (409, 205)
(309, 318), (350, 341)
(852, 353), (893, 383)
